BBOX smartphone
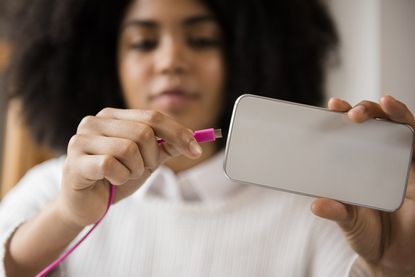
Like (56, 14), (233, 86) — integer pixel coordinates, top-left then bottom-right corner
(223, 94), (414, 211)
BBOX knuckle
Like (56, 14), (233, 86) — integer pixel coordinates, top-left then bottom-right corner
(129, 128), (143, 143)
(68, 134), (84, 150)
(139, 125), (155, 142)
(77, 116), (95, 132)
(120, 140), (139, 157)
(358, 100), (371, 106)
(146, 110), (163, 125)
(98, 155), (115, 177)
(97, 107), (114, 117)
(358, 100), (376, 110)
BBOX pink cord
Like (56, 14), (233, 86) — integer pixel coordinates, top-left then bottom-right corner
(157, 128), (222, 144)
(35, 184), (116, 277)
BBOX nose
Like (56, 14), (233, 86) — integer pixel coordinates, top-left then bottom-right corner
(155, 37), (188, 76)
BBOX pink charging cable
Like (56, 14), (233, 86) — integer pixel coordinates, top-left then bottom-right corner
(35, 185), (116, 277)
(156, 128), (222, 144)
(35, 128), (222, 277)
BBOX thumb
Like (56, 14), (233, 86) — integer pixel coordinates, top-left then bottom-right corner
(158, 140), (202, 163)
(312, 198), (384, 263)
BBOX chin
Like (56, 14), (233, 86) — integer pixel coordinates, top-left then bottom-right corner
(151, 104), (211, 131)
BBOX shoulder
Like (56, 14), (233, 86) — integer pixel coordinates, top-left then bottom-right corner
(0, 156), (67, 234)
(19, 156), (66, 187)
(2, 156), (66, 206)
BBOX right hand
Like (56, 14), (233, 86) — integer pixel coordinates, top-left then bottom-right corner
(57, 108), (202, 228)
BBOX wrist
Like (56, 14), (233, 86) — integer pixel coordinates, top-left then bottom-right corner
(53, 196), (86, 231)
(356, 257), (415, 277)
(369, 267), (415, 277)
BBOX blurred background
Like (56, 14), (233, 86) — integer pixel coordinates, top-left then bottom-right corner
(0, 1), (13, 191)
(0, 0), (414, 196)
(326, 0), (415, 109)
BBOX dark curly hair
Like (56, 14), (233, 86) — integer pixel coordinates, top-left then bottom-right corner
(6, 0), (338, 153)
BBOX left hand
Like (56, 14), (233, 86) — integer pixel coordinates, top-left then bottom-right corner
(311, 95), (415, 277)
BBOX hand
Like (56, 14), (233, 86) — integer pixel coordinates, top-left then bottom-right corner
(57, 108), (202, 228)
(311, 95), (415, 276)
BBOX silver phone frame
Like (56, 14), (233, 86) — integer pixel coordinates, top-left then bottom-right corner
(223, 94), (414, 211)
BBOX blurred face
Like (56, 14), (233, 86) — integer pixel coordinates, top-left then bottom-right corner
(118, 0), (225, 131)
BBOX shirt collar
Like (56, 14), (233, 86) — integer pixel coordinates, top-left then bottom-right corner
(139, 150), (244, 204)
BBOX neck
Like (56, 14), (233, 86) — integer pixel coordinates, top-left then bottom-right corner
(164, 142), (220, 174)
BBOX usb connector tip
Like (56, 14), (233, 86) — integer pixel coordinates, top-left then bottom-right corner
(214, 129), (223, 139)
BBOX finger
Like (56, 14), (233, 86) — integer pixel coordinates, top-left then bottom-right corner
(96, 108), (202, 158)
(72, 154), (131, 189)
(347, 100), (390, 123)
(311, 198), (350, 222)
(77, 116), (177, 168)
(131, 125), (162, 171)
(328, 97), (352, 112)
(111, 172), (153, 201)
(157, 141), (182, 163)
(68, 134), (145, 180)
(380, 95), (415, 129)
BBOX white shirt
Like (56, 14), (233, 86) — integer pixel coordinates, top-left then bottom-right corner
(0, 151), (363, 276)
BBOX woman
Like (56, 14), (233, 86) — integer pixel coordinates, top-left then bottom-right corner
(1, 0), (414, 276)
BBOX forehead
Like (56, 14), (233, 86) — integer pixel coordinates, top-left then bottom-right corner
(123, 0), (212, 22)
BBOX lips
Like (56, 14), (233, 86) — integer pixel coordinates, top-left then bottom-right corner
(149, 88), (199, 110)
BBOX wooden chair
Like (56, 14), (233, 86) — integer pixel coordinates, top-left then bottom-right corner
(1, 100), (53, 198)
(0, 40), (9, 70)
(0, 40), (52, 198)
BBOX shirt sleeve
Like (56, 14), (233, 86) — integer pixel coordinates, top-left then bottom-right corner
(0, 157), (64, 276)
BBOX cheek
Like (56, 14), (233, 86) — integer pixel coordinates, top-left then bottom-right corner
(207, 56), (225, 109)
(201, 55), (225, 100)
(196, 54), (225, 125)
(119, 54), (152, 108)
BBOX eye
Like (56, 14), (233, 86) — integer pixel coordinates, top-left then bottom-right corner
(188, 37), (220, 49)
(130, 39), (157, 51)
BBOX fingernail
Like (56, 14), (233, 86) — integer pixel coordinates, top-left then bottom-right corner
(189, 140), (202, 156)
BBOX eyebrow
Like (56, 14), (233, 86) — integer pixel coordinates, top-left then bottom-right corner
(122, 15), (217, 30)
(183, 15), (216, 26)
(122, 20), (157, 30)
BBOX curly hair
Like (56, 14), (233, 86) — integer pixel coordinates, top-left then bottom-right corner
(6, 0), (338, 153)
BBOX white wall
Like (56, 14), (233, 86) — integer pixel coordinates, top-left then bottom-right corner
(326, 0), (381, 105)
(380, 0), (415, 111)
(326, 0), (415, 112)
